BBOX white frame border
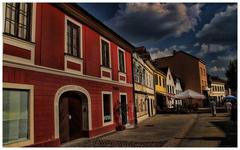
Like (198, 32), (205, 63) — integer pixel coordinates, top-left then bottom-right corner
(101, 91), (113, 126)
(3, 82), (34, 147)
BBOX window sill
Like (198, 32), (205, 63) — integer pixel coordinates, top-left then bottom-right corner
(3, 33), (35, 45)
(64, 53), (83, 60)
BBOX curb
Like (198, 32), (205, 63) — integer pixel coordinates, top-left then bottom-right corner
(162, 114), (198, 147)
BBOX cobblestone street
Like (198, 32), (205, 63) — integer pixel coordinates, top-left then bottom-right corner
(62, 114), (197, 147)
(62, 113), (237, 147)
(179, 113), (237, 147)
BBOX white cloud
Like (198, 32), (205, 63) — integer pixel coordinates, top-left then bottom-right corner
(193, 42), (200, 47)
(107, 3), (204, 43)
(196, 4), (237, 45)
(209, 66), (226, 73)
(196, 43), (231, 57)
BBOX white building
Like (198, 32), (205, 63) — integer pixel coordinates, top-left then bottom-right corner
(133, 47), (156, 122)
(160, 67), (175, 108)
(209, 78), (226, 107)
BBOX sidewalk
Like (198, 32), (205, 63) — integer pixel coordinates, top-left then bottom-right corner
(62, 114), (198, 147)
(179, 113), (237, 147)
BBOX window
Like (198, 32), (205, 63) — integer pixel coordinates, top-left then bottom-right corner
(3, 84), (34, 147)
(159, 76), (161, 86)
(101, 39), (110, 68)
(118, 49), (125, 72)
(154, 74), (158, 85)
(102, 93), (112, 123)
(163, 78), (166, 87)
(67, 21), (80, 57)
(142, 68), (145, 85)
(4, 3), (32, 41)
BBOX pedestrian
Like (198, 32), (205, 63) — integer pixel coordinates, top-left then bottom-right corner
(210, 99), (216, 116)
(225, 101), (232, 114)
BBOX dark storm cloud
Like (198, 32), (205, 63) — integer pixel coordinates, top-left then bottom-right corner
(106, 3), (204, 44)
(196, 4), (237, 45)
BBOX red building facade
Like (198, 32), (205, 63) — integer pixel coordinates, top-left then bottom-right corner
(3, 3), (135, 147)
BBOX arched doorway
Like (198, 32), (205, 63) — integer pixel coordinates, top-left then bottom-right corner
(59, 91), (88, 143)
(54, 85), (92, 144)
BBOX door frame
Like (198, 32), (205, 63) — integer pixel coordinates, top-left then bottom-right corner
(119, 93), (128, 125)
(54, 85), (92, 139)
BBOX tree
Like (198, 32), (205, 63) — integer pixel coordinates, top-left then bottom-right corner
(225, 59), (237, 92)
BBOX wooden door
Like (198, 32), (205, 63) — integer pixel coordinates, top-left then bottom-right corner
(121, 95), (127, 125)
(68, 97), (82, 140)
(59, 97), (70, 143)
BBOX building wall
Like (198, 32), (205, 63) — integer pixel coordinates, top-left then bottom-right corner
(3, 3), (134, 147)
(154, 72), (167, 95)
(199, 62), (208, 93)
(154, 52), (206, 94)
(209, 83), (226, 106)
(3, 66), (134, 146)
(133, 53), (155, 122)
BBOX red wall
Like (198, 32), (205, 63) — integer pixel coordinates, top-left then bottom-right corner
(3, 66), (134, 146)
(34, 4), (133, 83)
(36, 4), (65, 70)
(3, 3), (134, 146)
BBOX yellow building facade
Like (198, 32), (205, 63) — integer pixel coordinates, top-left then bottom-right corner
(154, 70), (167, 113)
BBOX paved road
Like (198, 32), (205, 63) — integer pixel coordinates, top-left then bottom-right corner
(62, 114), (197, 147)
(179, 113), (237, 147)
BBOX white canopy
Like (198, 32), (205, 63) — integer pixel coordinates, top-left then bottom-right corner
(174, 89), (205, 100)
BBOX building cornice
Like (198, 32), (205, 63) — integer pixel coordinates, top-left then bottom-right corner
(53, 3), (135, 53)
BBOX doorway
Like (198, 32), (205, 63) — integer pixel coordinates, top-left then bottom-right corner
(59, 91), (88, 144)
(120, 94), (127, 125)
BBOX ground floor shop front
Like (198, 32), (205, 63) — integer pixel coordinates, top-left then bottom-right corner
(3, 65), (134, 147)
(135, 92), (156, 123)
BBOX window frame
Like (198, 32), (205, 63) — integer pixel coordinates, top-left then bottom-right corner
(101, 91), (113, 126)
(118, 48), (126, 73)
(3, 82), (34, 147)
(64, 15), (83, 59)
(3, 3), (32, 41)
(100, 37), (111, 68)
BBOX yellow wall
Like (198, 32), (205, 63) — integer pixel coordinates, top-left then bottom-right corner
(154, 72), (167, 94)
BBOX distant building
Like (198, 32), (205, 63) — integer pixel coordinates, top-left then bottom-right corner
(172, 74), (183, 107)
(153, 51), (208, 107)
(209, 77), (226, 106)
(160, 67), (176, 108)
(133, 47), (156, 123)
(154, 69), (167, 113)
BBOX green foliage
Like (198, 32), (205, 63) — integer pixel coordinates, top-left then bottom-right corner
(225, 59), (237, 92)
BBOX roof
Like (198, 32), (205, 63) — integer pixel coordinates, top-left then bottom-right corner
(53, 3), (136, 52)
(154, 50), (205, 64)
(159, 67), (169, 74)
(210, 76), (226, 84)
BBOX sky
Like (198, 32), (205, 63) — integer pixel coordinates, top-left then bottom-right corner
(79, 3), (237, 79)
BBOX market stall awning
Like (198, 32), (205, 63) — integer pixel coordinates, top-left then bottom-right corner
(174, 89), (205, 100)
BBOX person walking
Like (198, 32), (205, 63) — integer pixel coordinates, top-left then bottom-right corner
(210, 99), (216, 116)
(225, 101), (232, 114)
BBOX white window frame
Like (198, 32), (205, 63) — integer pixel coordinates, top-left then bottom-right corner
(64, 15), (83, 58)
(118, 47), (127, 83)
(64, 15), (83, 75)
(3, 3), (36, 65)
(3, 82), (34, 147)
(117, 47), (126, 73)
(119, 93), (128, 125)
(101, 91), (113, 126)
(100, 36), (112, 80)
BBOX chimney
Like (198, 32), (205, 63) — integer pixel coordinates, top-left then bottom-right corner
(173, 50), (176, 55)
